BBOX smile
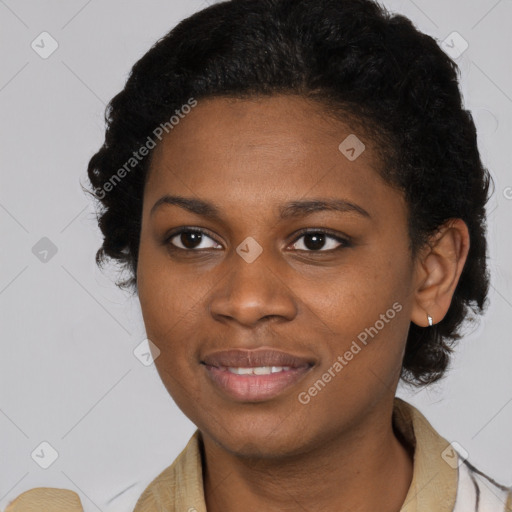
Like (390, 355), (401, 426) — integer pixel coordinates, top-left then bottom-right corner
(225, 365), (292, 375)
(203, 363), (312, 402)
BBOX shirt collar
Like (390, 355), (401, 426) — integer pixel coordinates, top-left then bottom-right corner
(393, 397), (457, 512)
(133, 397), (458, 512)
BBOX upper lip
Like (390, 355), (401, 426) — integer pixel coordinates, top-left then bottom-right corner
(201, 348), (315, 369)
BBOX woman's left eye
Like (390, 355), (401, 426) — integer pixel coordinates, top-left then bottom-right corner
(289, 231), (351, 252)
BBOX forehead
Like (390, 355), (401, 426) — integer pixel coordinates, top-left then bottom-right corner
(144, 95), (399, 220)
(149, 94), (377, 166)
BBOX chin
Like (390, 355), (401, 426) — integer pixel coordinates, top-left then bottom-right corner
(204, 420), (311, 460)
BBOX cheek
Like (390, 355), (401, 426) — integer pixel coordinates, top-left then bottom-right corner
(138, 269), (205, 410)
(138, 239), (193, 327)
(296, 302), (409, 428)
(137, 247), (191, 368)
(136, 247), (216, 380)
(305, 250), (412, 380)
(307, 254), (408, 329)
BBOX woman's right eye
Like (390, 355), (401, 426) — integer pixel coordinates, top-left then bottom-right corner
(166, 229), (222, 251)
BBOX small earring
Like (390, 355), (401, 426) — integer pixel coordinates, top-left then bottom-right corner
(427, 313), (433, 326)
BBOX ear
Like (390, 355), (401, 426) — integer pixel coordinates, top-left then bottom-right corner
(411, 218), (470, 327)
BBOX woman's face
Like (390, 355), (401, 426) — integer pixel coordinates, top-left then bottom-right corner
(137, 95), (419, 456)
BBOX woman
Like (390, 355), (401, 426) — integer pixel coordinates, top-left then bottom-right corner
(80, 0), (511, 510)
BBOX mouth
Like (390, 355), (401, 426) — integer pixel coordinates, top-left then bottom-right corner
(201, 348), (315, 402)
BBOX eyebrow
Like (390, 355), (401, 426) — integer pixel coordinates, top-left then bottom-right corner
(150, 194), (371, 220)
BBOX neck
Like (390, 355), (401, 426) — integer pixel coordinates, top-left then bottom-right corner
(202, 399), (414, 512)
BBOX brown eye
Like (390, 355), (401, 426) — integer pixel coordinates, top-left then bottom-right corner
(167, 229), (222, 250)
(290, 231), (350, 252)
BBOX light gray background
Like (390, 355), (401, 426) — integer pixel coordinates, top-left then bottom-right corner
(1, 0), (511, 510)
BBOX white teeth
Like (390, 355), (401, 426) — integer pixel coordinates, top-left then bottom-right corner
(227, 366), (291, 375)
(237, 367), (254, 375)
(272, 366), (291, 373)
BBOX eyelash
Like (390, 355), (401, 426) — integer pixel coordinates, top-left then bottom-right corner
(163, 226), (352, 253)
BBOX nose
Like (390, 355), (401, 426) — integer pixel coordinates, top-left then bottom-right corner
(208, 248), (298, 327)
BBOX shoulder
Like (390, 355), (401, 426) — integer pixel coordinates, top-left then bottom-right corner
(132, 429), (205, 512)
(4, 488), (83, 511)
(454, 459), (512, 512)
(393, 398), (511, 512)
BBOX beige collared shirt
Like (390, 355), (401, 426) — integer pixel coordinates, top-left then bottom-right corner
(5, 398), (511, 511)
(132, 397), (512, 512)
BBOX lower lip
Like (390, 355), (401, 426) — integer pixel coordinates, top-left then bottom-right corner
(203, 365), (312, 402)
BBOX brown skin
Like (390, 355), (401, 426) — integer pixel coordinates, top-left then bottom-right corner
(137, 95), (470, 511)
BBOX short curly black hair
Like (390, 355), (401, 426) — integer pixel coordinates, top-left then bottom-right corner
(84, 0), (492, 386)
